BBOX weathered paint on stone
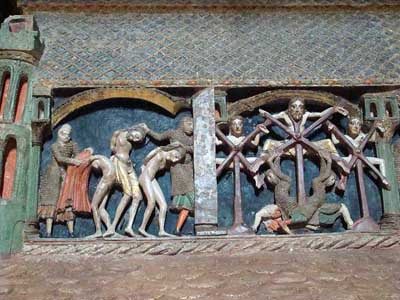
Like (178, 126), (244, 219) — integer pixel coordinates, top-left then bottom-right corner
(0, 15), (46, 254)
(193, 88), (218, 226)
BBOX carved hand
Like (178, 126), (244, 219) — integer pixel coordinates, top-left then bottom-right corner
(71, 159), (82, 166)
(334, 106), (348, 116)
(257, 123), (269, 134)
(138, 123), (150, 134)
(259, 108), (268, 118)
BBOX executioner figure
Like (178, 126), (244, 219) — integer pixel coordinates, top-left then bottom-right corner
(38, 124), (81, 238)
(103, 124), (147, 238)
(86, 155), (116, 238)
(138, 142), (187, 238)
(143, 117), (194, 236)
(253, 150), (353, 233)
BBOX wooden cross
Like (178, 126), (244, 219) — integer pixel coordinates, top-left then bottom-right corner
(215, 120), (271, 234)
(260, 107), (342, 205)
(326, 121), (390, 231)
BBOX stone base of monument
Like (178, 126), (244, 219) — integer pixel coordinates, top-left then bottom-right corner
(23, 232), (400, 257)
(352, 216), (380, 232)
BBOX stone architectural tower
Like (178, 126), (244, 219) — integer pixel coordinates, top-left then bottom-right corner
(0, 15), (48, 254)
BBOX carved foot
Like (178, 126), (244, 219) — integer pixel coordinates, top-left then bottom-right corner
(102, 229), (116, 238)
(41, 233), (52, 238)
(278, 221), (293, 235)
(138, 228), (156, 238)
(172, 229), (183, 237)
(305, 224), (319, 231)
(159, 231), (175, 238)
(124, 228), (139, 238)
(85, 231), (103, 239)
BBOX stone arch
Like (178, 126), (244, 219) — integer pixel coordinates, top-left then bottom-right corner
(228, 89), (360, 117)
(52, 87), (189, 127)
(0, 136), (17, 200)
(0, 70), (11, 118)
(13, 74), (28, 123)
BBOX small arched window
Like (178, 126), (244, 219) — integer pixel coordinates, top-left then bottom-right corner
(215, 103), (221, 120)
(385, 101), (393, 118)
(37, 101), (45, 120)
(369, 102), (378, 118)
(14, 76), (28, 123)
(0, 72), (11, 119)
(0, 137), (17, 200)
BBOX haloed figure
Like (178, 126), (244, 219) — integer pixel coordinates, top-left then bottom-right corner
(144, 117), (195, 236)
(138, 142), (187, 238)
(87, 155), (116, 238)
(37, 124), (81, 238)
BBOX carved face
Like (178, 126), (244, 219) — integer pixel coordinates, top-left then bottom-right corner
(348, 117), (362, 137)
(167, 149), (184, 163)
(272, 208), (282, 219)
(58, 125), (72, 143)
(182, 118), (193, 136)
(230, 117), (244, 137)
(266, 170), (279, 186)
(325, 173), (336, 187)
(288, 99), (305, 122)
(128, 130), (144, 142)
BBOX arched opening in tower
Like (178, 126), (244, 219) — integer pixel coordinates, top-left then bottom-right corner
(0, 137), (17, 200)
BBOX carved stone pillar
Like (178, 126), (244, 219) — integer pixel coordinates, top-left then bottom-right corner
(193, 88), (220, 235)
(25, 96), (51, 237)
(364, 92), (400, 230)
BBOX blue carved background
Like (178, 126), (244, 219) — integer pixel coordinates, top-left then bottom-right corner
(40, 99), (193, 238)
(217, 112), (383, 234)
(40, 100), (383, 237)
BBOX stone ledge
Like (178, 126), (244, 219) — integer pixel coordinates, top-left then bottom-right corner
(23, 231), (400, 256)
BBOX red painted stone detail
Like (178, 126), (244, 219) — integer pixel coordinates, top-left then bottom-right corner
(0, 138), (17, 200)
(14, 77), (28, 123)
(0, 73), (10, 118)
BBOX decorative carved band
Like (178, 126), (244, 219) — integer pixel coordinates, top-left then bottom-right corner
(52, 87), (190, 127)
(23, 233), (400, 256)
(228, 89), (360, 117)
(0, 51), (36, 65)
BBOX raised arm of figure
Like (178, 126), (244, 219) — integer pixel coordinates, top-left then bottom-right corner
(147, 129), (172, 142)
(52, 144), (81, 166)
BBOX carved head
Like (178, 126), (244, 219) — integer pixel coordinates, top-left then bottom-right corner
(180, 117), (193, 136)
(127, 125), (146, 143)
(229, 115), (244, 137)
(325, 172), (336, 188)
(265, 169), (279, 186)
(347, 116), (362, 138)
(58, 124), (72, 143)
(165, 142), (187, 163)
(288, 97), (305, 122)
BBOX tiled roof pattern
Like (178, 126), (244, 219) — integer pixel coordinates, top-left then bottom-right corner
(19, 0), (400, 7)
(34, 9), (400, 87)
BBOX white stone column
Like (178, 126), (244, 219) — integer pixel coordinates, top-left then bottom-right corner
(193, 87), (219, 234)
